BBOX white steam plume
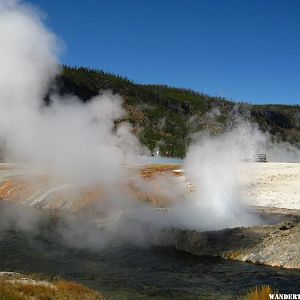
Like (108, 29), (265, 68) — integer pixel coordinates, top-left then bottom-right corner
(0, 0), (145, 244)
(257, 133), (300, 163)
(0, 0), (142, 187)
(169, 121), (264, 230)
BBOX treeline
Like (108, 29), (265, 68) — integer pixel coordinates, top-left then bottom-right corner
(54, 66), (300, 157)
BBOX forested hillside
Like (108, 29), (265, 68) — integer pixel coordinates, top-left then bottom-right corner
(55, 66), (300, 157)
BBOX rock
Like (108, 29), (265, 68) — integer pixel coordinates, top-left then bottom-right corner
(0, 272), (22, 278)
(278, 222), (294, 230)
(0, 272), (56, 288)
(154, 210), (300, 269)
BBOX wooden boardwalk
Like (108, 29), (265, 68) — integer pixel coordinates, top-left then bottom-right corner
(253, 153), (267, 162)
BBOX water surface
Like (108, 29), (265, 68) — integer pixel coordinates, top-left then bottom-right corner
(138, 156), (183, 165)
(0, 216), (299, 300)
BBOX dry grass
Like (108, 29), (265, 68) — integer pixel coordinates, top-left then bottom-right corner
(239, 285), (276, 300)
(0, 276), (108, 300)
(223, 251), (243, 260)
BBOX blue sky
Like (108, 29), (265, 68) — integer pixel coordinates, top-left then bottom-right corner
(30, 0), (300, 105)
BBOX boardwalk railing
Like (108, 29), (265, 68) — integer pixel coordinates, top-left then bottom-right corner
(253, 153), (267, 162)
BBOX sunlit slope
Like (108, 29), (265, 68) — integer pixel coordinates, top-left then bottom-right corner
(56, 66), (300, 157)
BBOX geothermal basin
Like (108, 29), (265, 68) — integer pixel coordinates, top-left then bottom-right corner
(0, 162), (300, 299)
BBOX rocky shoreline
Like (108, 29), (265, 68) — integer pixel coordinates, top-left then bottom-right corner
(155, 206), (300, 269)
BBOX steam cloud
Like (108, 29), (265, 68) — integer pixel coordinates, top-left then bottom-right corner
(0, 0), (298, 250)
(173, 122), (264, 230)
(0, 0), (141, 186)
(0, 0), (146, 247)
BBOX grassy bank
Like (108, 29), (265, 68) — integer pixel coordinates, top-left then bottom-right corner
(0, 272), (107, 300)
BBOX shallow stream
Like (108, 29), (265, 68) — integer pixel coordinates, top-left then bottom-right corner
(0, 214), (299, 299)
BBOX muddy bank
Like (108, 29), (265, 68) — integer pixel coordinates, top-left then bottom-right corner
(155, 207), (300, 269)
